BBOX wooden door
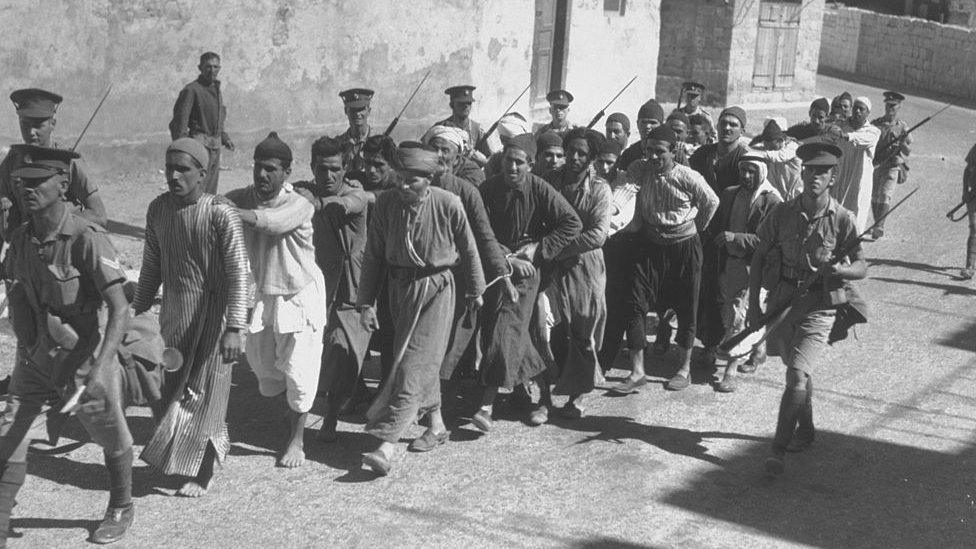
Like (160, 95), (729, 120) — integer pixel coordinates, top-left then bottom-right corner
(752, 1), (801, 90)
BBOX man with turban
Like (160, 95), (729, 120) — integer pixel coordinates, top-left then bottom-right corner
(828, 96), (881, 232)
(225, 132), (328, 468)
(475, 133), (581, 431)
(137, 137), (249, 496)
(422, 125), (485, 186)
(484, 112), (531, 180)
(706, 153), (782, 392)
(357, 145), (485, 474)
(610, 125), (719, 394)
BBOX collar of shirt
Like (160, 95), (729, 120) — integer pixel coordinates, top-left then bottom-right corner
(27, 206), (72, 245)
(787, 195), (839, 222)
(195, 75), (220, 89)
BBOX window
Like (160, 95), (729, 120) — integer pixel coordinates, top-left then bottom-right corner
(603, 0), (626, 16)
(752, 1), (801, 90)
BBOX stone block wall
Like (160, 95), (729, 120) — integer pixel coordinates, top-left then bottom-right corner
(820, 5), (976, 101)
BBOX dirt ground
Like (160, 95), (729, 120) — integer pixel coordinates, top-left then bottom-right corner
(2, 73), (975, 548)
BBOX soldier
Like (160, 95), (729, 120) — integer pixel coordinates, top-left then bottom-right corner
(749, 142), (867, 475)
(0, 88), (107, 242)
(337, 88), (375, 172)
(434, 85), (490, 165)
(869, 91), (911, 240)
(535, 90), (577, 138)
(671, 81), (713, 127)
(0, 146), (135, 545)
(169, 52), (235, 194)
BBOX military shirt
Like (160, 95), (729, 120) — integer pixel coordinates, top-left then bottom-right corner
(871, 117), (911, 168)
(338, 126), (371, 173)
(436, 115), (489, 157)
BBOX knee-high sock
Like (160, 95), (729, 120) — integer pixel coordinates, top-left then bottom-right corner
(795, 377), (815, 441)
(0, 461), (27, 538)
(104, 448), (133, 509)
(772, 388), (808, 454)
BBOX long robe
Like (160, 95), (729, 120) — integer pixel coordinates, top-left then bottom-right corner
(546, 167), (612, 396)
(134, 193), (248, 476)
(832, 121), (881, 232)
(357, 187), (485, 442)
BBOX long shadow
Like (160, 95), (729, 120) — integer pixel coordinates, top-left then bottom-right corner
(662, 429), (976, 548)
(25, 456), (183, 497)
(869, 276), (976, 297)
(9, 517), (97, 541)
(935, 318), (976, 352)
(866, 257), (954, 277)
(104, 219), (145, 240)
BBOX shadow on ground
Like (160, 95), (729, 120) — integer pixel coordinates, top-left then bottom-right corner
(662, 430), (976, 548)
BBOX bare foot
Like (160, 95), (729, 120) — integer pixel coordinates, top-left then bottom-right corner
(177, 479), (211, 497)
(177, 445), (216, 497)
(278, 443), (305, 468)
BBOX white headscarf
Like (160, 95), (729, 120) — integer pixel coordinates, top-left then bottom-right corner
(422, 125), (469, 153)
(854, 96), (872, 112)
(738, 156), (781, 208)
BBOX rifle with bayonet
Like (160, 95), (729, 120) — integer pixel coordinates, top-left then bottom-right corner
(585, 75), (637, 130)
(720, 187), (919, 357)
(474, 84), (531, 153)
(383, 71), (431, 137)
(874, 102), (951, 167)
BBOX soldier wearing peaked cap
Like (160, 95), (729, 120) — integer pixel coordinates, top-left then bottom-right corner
(869, 90), (911, 240)
(535, 89), (578, 139)
(435, 85), (490, 165)
(671, 81), (713, 127)
(338, 88), (375, 172)
(748, 141), (868, 476)
(0, 145), (137, 545)
(0, 88), (106, 244)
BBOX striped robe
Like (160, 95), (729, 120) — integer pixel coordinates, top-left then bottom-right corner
(134, 193), (248, 476)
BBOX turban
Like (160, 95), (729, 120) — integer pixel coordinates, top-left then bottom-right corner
(637, 99), (664, 121)
(254, 131), (292, 162)
(646, 125), (677, 145)
(720, 106), (747, 129)
(536, 130), (563, 151)
(497, 112), (529, 139)
(396, 145), (440, 176)
(666, 111), (690, 126)
(606, 112), (631, 134)
(507, 133), (537, 158)
(422, 125), (469, 152)
(854, 96), (872, 111)
(167, 137), (210, 169)
(810, 97), (830, 113)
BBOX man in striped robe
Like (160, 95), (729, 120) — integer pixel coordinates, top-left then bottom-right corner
(134, 137), (249, 497)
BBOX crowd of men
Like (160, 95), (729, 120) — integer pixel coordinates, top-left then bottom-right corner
(0, 51), (927, 545)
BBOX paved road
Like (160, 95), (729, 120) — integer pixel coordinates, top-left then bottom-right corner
(4, 74), (976, 548)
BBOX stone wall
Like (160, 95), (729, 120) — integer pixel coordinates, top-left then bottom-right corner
(0, 0), (535, 168)
(820, 5), (976, 102)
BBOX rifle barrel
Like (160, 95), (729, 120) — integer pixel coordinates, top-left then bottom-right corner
(71, 85), (113, 151)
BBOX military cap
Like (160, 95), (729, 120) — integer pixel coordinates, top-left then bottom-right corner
(682, 81), (705, 96)
(546, 89), (574, 106)
(445, 85), (476, 103)
(882, 90), (905, 104)
(796, 142), (843, 167)
(10, 145), (79, 180)
(10, 88), (62, 118)
(339, 88), (374, 108)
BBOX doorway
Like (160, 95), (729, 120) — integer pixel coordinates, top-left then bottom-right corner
(531, 0), (570, 115)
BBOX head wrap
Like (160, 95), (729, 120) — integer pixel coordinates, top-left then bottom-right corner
(422, 125), (469, 153)
(497, 112), (530, 139)
(810, 97), (830, 113)
(167, 137), (210, 169)
(536, 130), (563, 151)
(666, 111), (690, 126)
(738, 153), (781, 206)
(645, 125), (677, 145)
(507, 133), (537, 158)
(254, 131), (292, 162)
(396, 145), (440, 176)
(637, 99), (664, 121)
(719, 106), (747, 129)
(606, 112), (631, 134)
(854, 96), (872, 111)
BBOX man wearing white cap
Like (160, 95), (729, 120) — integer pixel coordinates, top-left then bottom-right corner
(827, 96), (881, 232)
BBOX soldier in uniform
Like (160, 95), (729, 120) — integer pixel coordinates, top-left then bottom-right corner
(671, 81), (713, 127)
(434, 85), (490, 165)
(748, 142), (867, 475)
(337, 88), (375, 173)
(869, 91), (911, 240)
(0, 88), (107, 243)
(535, 90), (577, 138)
(0, 146), (135, 545)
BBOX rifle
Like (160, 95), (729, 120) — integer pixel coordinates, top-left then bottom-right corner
(720, 186), (920, 356)
(947, 187), (975, 221)
(586, 75), (638, 130)
(474, 84), (531, 153)
(675, 82), (689, 112)
(383, 71), (431, 137)
(71, 85), (113, 151)
(874, 102), (952, 167)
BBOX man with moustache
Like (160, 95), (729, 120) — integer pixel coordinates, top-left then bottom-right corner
(434, 85), (490, 165)
(356, 146), (484, 474)
(292, 136), (372, 443)
(136, 138), (249, 497)
(422, 124), (485, 186)
(169, 52), (235, 194)
(337, 88), (375, 172)
(225, 132), (328, 468)
(786, 98), (831, 142)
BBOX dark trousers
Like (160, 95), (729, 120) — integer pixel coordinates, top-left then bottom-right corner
(625, 234), (702, 350)
(697, 239), (725, 348)
(599, 232), (638, 369)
